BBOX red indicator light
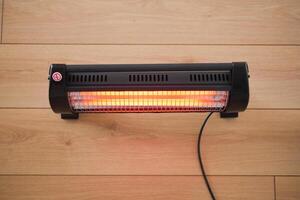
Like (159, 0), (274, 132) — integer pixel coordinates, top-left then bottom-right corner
(52, 72), (62, 82)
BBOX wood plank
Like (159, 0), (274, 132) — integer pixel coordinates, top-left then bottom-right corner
(3, 0), (300, 44)
(0, 0), (2, 43)
(0, 109), (299, 175)
(0, 176), (274, 200)
(276, 177), (300, 200)
(0, 45), (299, 108)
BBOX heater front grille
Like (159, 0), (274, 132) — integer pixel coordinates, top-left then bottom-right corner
(68, 90), (229, 112)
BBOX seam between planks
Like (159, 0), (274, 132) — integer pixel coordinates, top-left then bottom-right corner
(274, 176), (277, 200)
(0, 175), (299, 177)
(1, 43), (300, 46)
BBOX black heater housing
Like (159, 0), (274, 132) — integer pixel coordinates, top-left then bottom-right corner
(49, 62), (249, 119)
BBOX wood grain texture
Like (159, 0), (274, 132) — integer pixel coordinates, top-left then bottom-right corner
(0, 45), (299, 108)
(0, 176), (274, 200)
(0, 109), (299, 175)
(3, 0), (300, 44)
(276, 177), (300, 200)
(0, 0), (2, 43)
(1, 1), (299, 199)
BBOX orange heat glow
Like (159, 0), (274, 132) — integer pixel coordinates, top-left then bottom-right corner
(68, 90), (229, 112)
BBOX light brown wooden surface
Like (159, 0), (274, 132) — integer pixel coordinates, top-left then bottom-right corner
(0, 45), (299, 109)
(3, 0), (300, 44)
(1, 0), (300, 199)
(276, 177), (300, 200)
(0, 176), (274, 200)
(0, 0), (2, 42)
(0, 109), (299, 175)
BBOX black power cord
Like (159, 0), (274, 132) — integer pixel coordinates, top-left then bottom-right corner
(197, 112), (216, 200)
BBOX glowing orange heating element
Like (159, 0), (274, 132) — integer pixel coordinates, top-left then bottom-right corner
(68, 90), (229, 112)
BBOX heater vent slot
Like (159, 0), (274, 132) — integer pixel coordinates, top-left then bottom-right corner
(68, 74), (108, 84)
(129, 74), (169, 82)
(189, 72), (231, 83)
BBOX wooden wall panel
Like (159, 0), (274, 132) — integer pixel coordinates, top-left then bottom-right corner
(0, 176), (274, 200)
(3, 0), (300, 44)
(0, 109), (299, 175)
(0, 0), (2, 43)
(1, 1), (300, 199)
(276, 177), (300, 200)
(0, 45), (299, 108)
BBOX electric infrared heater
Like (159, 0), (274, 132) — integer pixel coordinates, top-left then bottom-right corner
(49, 62), (249, 119)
